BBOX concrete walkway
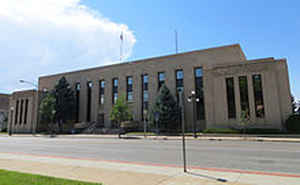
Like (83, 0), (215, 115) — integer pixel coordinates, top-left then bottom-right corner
(0, 152), (299, 185)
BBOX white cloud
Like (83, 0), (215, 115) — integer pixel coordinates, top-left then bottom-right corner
(0, 0), (136, 93)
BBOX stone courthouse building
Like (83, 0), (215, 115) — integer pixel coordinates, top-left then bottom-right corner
(7, 44), (292, 133)
(0, 94), (10, 131)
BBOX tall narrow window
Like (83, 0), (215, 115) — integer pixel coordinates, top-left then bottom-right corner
(75, 83), (80, 123)
(15, 100), (19, 125)
(142, 74), (149, 120)
(239, 76), (250, 116)
(99, 80), (105, 105)
(86, 81), (93, 122)
(176, 69), (184, 102)
(252, 74), (265, 118)
(195, 68), (205, 120)
(112, 78), (118, 104)
(158, 72), (165, 90)
(19, 99), (24, 124)
(226, 78), (236, 119)
(126, 76), (133, 101)
(24, 99), (29, 124)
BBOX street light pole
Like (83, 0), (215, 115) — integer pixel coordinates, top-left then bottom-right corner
(179, 90), (187, 172)
(188, 90), (199, 138)
(19, 80), (38, 89)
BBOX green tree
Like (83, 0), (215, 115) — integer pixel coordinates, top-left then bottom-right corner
(150, 85), (180, 131)
(53, 77), (76, 132)
(110, 94), (133, 128)
(39, 93), (56, 132)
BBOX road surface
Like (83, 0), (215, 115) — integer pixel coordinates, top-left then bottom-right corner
(0, 136), (299, 174)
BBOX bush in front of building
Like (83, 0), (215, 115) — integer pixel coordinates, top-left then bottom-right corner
(120, 120), (139, 132)
(285, 114), (300, 133)
(150, 85), (181, 133)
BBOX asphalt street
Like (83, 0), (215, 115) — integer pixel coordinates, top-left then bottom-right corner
(0, 136), (300, 174)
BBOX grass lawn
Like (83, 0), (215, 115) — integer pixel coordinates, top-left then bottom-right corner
(0, 169), (102, 185)
(126, 132), (157, 136)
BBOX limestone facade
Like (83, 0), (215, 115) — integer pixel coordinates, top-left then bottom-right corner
(35, 44), (292, 131)
(7, 90), (38, 133)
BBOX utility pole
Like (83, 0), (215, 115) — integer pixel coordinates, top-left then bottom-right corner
(179, 90), (187, 172)
(175, 30), (178, 54)
(120, 31), (124, 61)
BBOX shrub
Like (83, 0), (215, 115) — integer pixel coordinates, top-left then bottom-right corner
(120, 120), (139, 130)
(286, 115), (300, 133)
(203, 128), (240, 134)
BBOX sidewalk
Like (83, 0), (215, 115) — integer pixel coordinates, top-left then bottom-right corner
(3, 133), (300, 143)
(0, 152), (299, 185)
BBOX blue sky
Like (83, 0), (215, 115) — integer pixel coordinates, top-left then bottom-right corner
(0, 0), (299, 100)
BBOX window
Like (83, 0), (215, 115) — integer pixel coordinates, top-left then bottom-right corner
(158, 72), (165, 90)
(226, 78), (236, 119)
(252, 74), (265, 118)
(239, 76), (250, 116)
(19, 99), (24, 124)
(75, 83), (80, 122)
(24, 99), (29, 124)
(99, 80), (105, 105)
(142, 74), (149, 120)
(126, 76), (133, 101)
(112, 78), (118, 104)
(194, 68), (205, 120)
(15, 100), (19, 125)
(176, 70), (184, 101)
(86, 81), (93, 122)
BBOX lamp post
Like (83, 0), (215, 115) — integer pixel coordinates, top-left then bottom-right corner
(9, 107), (14, 136)
(178, 89), (187, 172)
(187, 90), (199, 138)
(19, 80), (38, 89)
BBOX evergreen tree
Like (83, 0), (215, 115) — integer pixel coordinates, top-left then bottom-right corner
(53, 77), (76, 131)
(110, 94), (133, 128)
(151, 85), (180, 131)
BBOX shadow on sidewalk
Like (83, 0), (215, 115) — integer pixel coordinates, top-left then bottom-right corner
(187, 171), (228, 183)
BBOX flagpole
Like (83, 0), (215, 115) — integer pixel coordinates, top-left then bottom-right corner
(120, 31), (123, 61)
(175, 30), (178, 54)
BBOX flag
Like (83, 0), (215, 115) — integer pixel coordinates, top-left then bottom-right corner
(120, 32), (123, 41)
